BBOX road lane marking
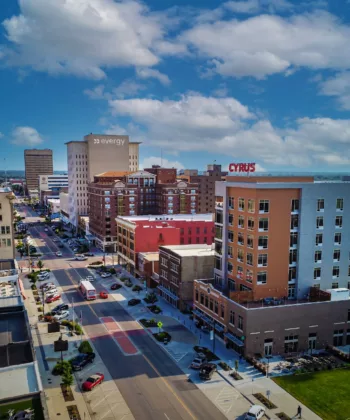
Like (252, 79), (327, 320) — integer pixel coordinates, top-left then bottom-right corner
(164, 414), (171, 420)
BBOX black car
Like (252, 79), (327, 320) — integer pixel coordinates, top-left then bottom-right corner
(52, 303), (69, 314)
(199, 363), (217, 380)
(128, 298), (141, 306)
(58, 243), (64, 248)
(71, 353), (96, 371)
(111, 283), (122, 290)
(84, 253), (94, 257)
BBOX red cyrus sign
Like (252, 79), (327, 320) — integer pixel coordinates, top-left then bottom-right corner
(229, 163), (256, 173)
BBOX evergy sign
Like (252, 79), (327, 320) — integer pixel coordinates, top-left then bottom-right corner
(229, 163), (256, 173)
(93, 138), (125, 146)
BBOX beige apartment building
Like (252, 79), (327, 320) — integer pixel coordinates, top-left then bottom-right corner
(0, 188), (15, 259)
(24, 149), (53, 192)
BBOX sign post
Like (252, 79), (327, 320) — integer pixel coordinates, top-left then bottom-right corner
(157, 321), (163, 333)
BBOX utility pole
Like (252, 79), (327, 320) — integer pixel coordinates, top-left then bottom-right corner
(80, 311), (83, 344)
(72, 298), (75, 326)
(212, 320), (216, 354)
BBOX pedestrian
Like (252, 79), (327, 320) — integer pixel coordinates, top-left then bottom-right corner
(297, 405), (302, 418)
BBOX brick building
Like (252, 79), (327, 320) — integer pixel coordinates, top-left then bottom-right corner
(115, 214), (215, 275)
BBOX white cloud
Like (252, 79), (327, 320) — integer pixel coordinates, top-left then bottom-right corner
(0, 132), (4, 138)
(11, 126), (44, 146)
(1, 0), (168, 79)
(224, 0), (261, 14)
(211, 84), (229, 97)
(113, 79), (147, 98)
(181, 11), (350, 79)
(319, 72), (350, 110)
(140, 156), (184, 170)
(84, 85), (110, 100)
(108, 93), (350, 168)
(136, 68), (171, 85)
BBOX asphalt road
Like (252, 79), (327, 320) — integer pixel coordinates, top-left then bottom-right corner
(19, 203), (227, 420)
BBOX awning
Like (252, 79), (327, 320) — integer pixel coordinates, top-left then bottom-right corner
(193, 309), (225, 331)
(157, 285), (179, 301)
(215, 324), (224, 333)
(224, 332), (244, 347)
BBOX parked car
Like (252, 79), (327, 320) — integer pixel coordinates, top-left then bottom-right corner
(40, 282), (54, 289)
(84, 253), (94, 257)
(45, 289), (59, 297)
(46, 294), (61, 303)
(58, 243), (64, 248)
(100, 291), (108, 299)
(47, 232), (53, 236)
(199, 363), (217, 380)
(38, 272), (50, 281)
(44, 228), (48, 232)
(71, 353), (96, 371)
(56, 251), (62, 257)
(52, 303), (69, 314)
(52, 238), (58, 242)
(190, 355), (207, 369)
(245, 405), (266, 420)
(111, 283), (122, 290)
(101, 272), (112, 278)
(43, 284), (56, 292)
(128, 298), (141, 306)
(53, 310), (70, 321)
(82, 373), (104, 391)
(85, 275), (95, 282)
(73, 248), (80, 253)
(75, 255), (87, 261)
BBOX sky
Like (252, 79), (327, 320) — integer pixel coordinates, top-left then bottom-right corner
(1, 0), (350, 172)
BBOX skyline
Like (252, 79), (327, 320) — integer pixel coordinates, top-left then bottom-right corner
(1, 0), (350, 171)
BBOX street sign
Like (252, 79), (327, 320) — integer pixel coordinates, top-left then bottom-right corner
(157, 321), (163, 328)
(241, 335), (245, 341)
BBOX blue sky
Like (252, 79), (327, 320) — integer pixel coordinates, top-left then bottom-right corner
(1, 0), (350, 172)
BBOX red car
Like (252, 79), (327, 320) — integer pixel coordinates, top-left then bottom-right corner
(99, 291), (108, 299)
(82, 373), (104, 391)
(46, 294), (61, 303)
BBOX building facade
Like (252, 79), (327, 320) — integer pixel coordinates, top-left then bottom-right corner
(179, 164), (227, 213)
(24, 149), (53, 192)
(0, 188), (15, 260)
(158, 244), (214, 310)
(39, 174), (68, 204)
(116, 214), (215, 275)
(66, 134), (140, 228)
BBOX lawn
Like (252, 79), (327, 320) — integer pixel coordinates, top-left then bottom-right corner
(273, 368), (350, 420)
(0, 397), (44, 420)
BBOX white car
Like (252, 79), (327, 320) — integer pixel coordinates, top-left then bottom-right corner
(101, 272), (112, 278)
(46, 289), (58, 296)
(44, 228), (48, 232)
(76, 255), (87, 261)
(56, 251), (62, 257)
(245, 405), (265, 420)
(38, 272), (50, 280)
(53, 310), (70, 321)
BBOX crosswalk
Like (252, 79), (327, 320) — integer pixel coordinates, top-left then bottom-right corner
(164, 347), (188, 362)
(215, 386), (240, 414)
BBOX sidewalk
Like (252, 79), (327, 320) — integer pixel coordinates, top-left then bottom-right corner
(102, 266), (321, 420)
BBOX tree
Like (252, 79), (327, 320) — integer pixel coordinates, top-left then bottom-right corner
(37, 260), (44, 271)
(78, 340), (93, 354)
(61, 364), (74, 386)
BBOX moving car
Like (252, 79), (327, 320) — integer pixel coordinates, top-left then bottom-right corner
(101, 272), (112, 278)
(53, 310), (70, 321)
(56, 251), (62, 257)
(71, 353), (96, 371)
(46, 294), (61, 303)
(245, 405), (266, 420)
(128, 298), (141, 306)
(82, 373), (104, 391)
(190, 355), (207, 369)
(99, 291), (108, 299)
(111, 283), (122, 290)
(199, 363), (217, 380)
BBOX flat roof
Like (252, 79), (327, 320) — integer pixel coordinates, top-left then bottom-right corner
(160, 244), (215, 257)
(139, 252), (159, 262)
(95, 171), (132, 178)
(117, 213), (214, 223)
(0, 363), (41, 401)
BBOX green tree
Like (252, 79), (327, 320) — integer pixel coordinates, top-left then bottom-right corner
(37, 260), (44, 271)
(78, 340), (92, 354)
(61, 364), (74, 386)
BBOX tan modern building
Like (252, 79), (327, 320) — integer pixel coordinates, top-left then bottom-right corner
(66, 134), (141, 227)
(24, 149), (53, 192)
(0, 188), (16, 259)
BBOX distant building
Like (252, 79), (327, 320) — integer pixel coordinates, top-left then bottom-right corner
(158, 244), (215, 310)
(66, 134), (141, 228)
(24, 149), (53, 192)
(0, 188), (15, 260)
(59, 192), (69, 225)
(39, 174), (68, 204)
(115, 214), (215, 275)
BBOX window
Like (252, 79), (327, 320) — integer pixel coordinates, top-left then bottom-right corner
(195, 290), (198, 302)
(316, 216), (324, 229)
(335, 216), (343, 228)
(247, 253), (253, 266)
(246, 269), (253, 283)
(290, 232), (298, 247)
(228, 213), (233, 226)
(336, 198), (344, 211)
(161, 257), (168, 267)
(228, 197), (234, 209)
(314, 267), (321, 280)
(238, 316), (243, 330)
(257, 271), (267, 284)
(248, 218), (255, 230)
(238, 232), (244, 245)
(258, 236), (268, 249)
(237, 249), (244, 262)
(258, 254), (268, 267)
(161, 269), (168, 279)
(221, 305), (225, 319)
(238, 198), (245, 211)
(258, 218), (269, 231)
(284, 335), (299, 353)
(238, 215), (245, 228)
(247, 235), (254, 248)
(333, 266), (340, 278)
(259, 200), (269, 213)
(315, 250), (322, 263)
(228, 230), (234, 242)
(6, 226), (10, 235)
(215, 256), (222, 270)
(248, 199), (255, 213)
(227, 261), (233, 273)
(316, 233), (323, 246)
(348, 267), (350, 277)
(214, 301), (218, 315)
(289, 267), (296, 281)
(228, 246), (233, 258)
(289, 249), (297, 264)
(170, 262), (179, 273)
(291, 199), (300, 212)
(317, 199), (324, 211)
(290, 214), (299, 230)
(229, 310), (235, 325)
(335, 232), (342, 245)
(333, 330), (343, 346)
(237, 266), (243, 276)
(333, 249), (341, 262)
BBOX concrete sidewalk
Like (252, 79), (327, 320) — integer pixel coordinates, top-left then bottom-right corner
(105, 266), (321, 420)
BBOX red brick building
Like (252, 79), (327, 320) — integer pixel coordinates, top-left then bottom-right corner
(115, 214), (215, 275)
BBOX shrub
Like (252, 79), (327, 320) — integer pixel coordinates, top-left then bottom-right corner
(37, 307), (43, 312)
(218, 361), (230, 371)
(109, 268), (116, 274)
(132, 285), (142, 292)
(154, 331), (171, 343)
(119, 276), (128, 282)
(78, 340), (93, 354)
(61, 369), (74, 386)
(90, 261), (103, 266)
(52, 360), (72, 376)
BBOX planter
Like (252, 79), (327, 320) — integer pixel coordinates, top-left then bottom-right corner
(230, 371), (243, 380)
(153, 331), (171, 343)
(140, 318), (157, 328)
(60, 384), (74, 402)
(276, 413), (291, 420)
(193, 346), (219, 362)
(67, 405), (81, 420)
(147, 305), (162, 314)
(253, 393), (277, 409)
(218, 361), (230, 371)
